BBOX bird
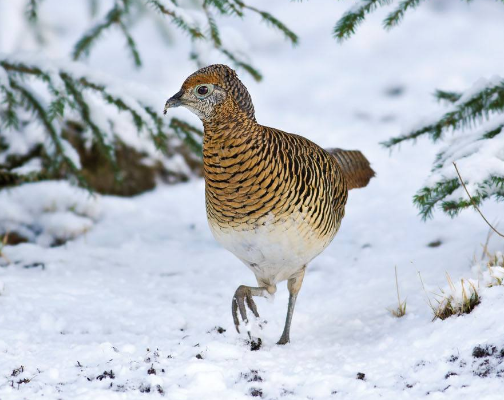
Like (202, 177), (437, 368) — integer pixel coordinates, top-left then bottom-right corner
(164, 64), (375, 345)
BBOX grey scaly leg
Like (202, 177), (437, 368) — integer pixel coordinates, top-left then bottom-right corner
(277, 268), (306, 345)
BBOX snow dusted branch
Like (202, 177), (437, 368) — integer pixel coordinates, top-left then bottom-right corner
(233, 0), (299, 46)
(1, 0), (298, 191)
(71, 0), (296, 82)
(453, 162), (504, 238)
(334, 0), (391, 41)
(382, 78), (504, 147)
(382, 77), (504, 218)
(0, 55), (202, 188)
(383, 0), (425, 29)
(199, 0), (298, 81)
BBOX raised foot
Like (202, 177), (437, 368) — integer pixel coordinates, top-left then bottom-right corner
(232, 285), (260, 335)
(276, 334), (290, 345)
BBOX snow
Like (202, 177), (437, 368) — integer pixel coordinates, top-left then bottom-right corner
(0, 181), (100, 246)
(2, 0), (504, 399)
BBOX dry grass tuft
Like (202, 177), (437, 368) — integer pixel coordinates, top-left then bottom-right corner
(419, 272), (480, 321)
(432, 274), (480, 321)
(0, 232), (10, 264)
(388, 266), (407, 318)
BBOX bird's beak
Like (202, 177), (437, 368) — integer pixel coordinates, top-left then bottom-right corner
(163, 90), (184, 115)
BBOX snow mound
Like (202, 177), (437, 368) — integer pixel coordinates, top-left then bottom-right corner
(0, 181), (101, 247)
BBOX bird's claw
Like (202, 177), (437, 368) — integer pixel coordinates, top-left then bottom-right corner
(232, 285), (260, 334)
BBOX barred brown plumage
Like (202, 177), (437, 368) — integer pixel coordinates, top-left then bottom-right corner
(164, 64), (375, 345)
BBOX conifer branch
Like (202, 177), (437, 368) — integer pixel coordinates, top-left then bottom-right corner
(170, 117), (203, 155)
(72, 5), (123, 61)
(61, 73), (120, 180)
(393, 79), (504, 217)
(453, 162), (504, 238)
(118, 20), (142, 67)
(202, 5), (222, 47)
(0, 84), (20, 129)
(204, 0), (244, 16)
(9, 80), (88, 187)
(434, 89), (462, 104)
(383, 0), (424, 28)
(25, 0), (42, 21)
(234, 1), (299, 45)
(382, 80), (504, 148)
(334, 0), (391, 42)
(146, 0), (205, 39)
(220, 49), (262, 82)
(481, 124), (504, 139)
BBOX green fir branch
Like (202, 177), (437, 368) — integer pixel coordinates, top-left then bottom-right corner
(72, 77), (167, 152)
(204, 0), (242, 15)
(144, 106), (170, 154)
(60, 73), (120, 180)
(235, 0), (298, 45)
(481, 124), (504, 139)
(72, 5), (123, 61)
(414, 175), (504, 219)
(413, 178), (461, 220)
(334, 0), (391, 42)
(0, 60), (49, 82)
(203, 5), (222, 47)
(121, 0), (131, 12)
(118, 20), (143, 67)
(25, 0), (42, 21)
(89, 0), (100, 18)
(47, 96), (66, 121)
(382, 80), (504, 148)
(220, 49), (262, 82)
(170, 117), (203, 155)
(0, 84), (20, 130)
(146, 0), (205, 39)
(383, 0), (424, 28)
(434, 89), (462, 104)
(9, 80), (87, 187)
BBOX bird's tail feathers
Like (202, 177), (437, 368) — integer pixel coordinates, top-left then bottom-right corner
(326, 148), (375, 190)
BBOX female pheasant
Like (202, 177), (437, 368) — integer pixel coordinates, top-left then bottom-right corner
(164, 64), (374, 345)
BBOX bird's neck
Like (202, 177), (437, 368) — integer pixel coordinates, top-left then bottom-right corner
(203, 112), (257, 143)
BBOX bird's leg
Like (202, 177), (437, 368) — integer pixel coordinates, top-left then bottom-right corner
(277, 267), (306, 345)
(232, 285), (271, 335)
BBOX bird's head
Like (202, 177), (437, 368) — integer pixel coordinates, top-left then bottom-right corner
(164, 64), (255, 122)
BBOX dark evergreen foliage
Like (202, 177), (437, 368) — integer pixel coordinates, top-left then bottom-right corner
(0, 0), (297, 189)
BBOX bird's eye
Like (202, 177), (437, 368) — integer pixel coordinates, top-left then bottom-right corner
(194, 84), (214, 99)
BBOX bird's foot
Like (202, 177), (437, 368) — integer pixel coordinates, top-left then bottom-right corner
(276, 334), (290, 345)
(232, 285), (262, 336)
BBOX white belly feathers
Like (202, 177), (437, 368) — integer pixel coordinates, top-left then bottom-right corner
(208, 211), (336, 286)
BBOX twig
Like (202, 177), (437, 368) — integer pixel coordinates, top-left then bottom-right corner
(480, 229), (493, 261)
(395, 266), (402, 307)
(0, 232), (11, 264)
(453, 162), (504, 238)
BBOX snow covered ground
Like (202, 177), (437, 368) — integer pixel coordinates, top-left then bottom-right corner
(1, 0), (504, 399)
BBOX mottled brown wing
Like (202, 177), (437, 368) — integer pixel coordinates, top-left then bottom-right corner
(326, 148), (375, 190)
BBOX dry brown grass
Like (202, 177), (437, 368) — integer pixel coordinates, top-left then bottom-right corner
(432, 275), (480, 321)
(0, 232), (10, 264)
(419, 272), (480, 321)
(388, 266), (407, 318)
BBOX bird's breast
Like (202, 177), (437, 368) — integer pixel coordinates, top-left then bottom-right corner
(208, 211), (337, 285)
